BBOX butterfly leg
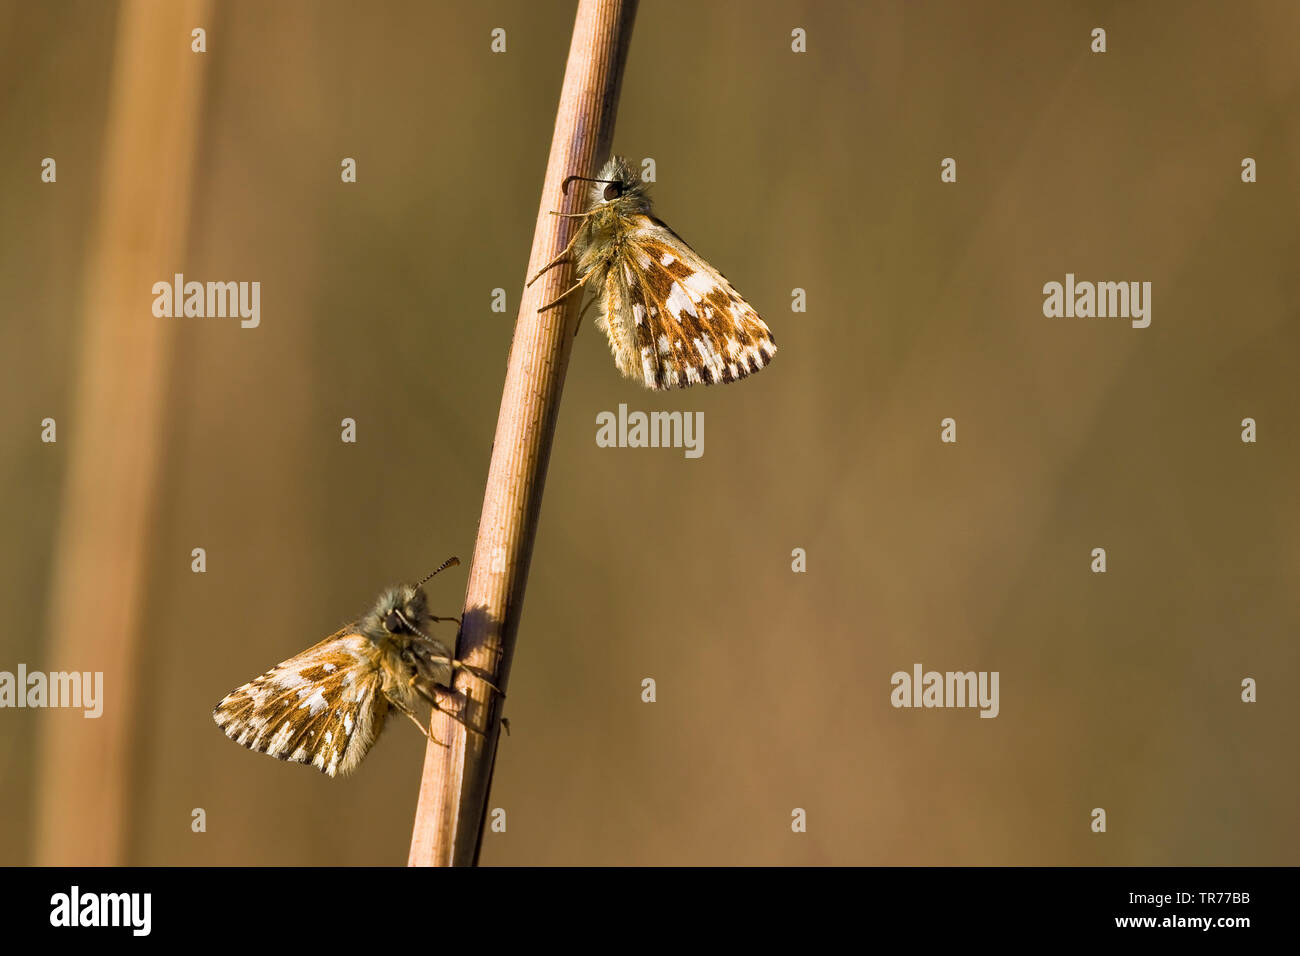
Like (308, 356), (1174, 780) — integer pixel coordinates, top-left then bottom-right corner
(573, 292), (597, 337)
(526, 217), (589, 288)
(409, 677), (490, 737)
(536, 270), (593, 313)
(408, 637), (499, 693)
(420, 654), (503, 695)
(428, 614), (462, 626)
(384, 690), (448, 747)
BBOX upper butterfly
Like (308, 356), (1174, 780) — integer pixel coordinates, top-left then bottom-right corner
(528, 155), (777, 390)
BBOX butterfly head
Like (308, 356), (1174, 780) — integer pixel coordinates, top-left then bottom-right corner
(362, 584), (430, 647)
(582, 155), (650, 213)
(359, 557), (459, 646)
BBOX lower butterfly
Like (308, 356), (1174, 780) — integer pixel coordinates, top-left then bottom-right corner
(212, 558), (496, 777)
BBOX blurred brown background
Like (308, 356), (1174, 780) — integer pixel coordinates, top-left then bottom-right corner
(1, 0), (1297, 865)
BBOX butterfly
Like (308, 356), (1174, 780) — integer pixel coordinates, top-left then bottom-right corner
(527, 155), (777, 389)
(212, 558), (494, 777)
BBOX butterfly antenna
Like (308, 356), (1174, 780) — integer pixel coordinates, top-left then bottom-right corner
(395, 609), (436, 644)
(416, 556), (460, 588)
(562, 174), (616, 196)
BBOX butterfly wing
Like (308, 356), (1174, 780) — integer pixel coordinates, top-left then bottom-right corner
(600, 214), (777, 389)
(212, 629), (389, 777)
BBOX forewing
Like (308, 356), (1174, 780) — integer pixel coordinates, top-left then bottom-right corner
(212, 630), (389, 777)
(607, 214), (777, 389)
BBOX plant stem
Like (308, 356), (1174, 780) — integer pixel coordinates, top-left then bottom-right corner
(34, 0), (211, 865)
(407, 0), (639, 867)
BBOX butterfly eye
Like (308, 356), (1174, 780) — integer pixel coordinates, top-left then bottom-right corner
(384, 610), (405, 633)
(603, 182), (623, 201)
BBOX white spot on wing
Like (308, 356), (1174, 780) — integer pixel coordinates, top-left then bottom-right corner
(682, 271), (718, 298)
(665, 283), (697, 319)
(693, 336), (724, 373)
(267, 721), (294, 756)
(657, 334), (670, 355)
(660, 253), (676, 266)
(297, 688), (328, 716)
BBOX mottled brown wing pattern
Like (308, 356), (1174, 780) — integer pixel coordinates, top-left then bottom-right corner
(212, 630), (389, 778)
(602, 215), (776, 390)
